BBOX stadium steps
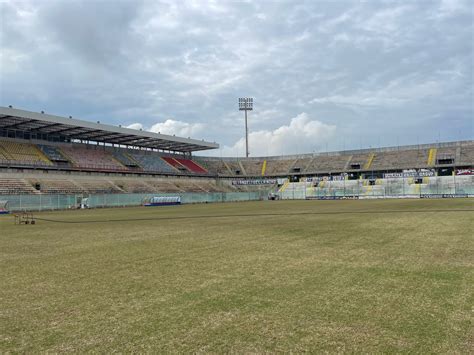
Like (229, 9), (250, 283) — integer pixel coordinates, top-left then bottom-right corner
(72, 180), (123, 194)
(145, 179), (186, 193)
(57, 148), (74, 164)
(0, 146), (13, 160)
(365, 185), (372, 195)
(174, 158), (208, 173)
(238, 161), (247, 175)
(28, 179), (85, 194)
(344, 155), (353, 170)
(38, 145), (70, 163)
(0, 178), (40, 194)
(261, 160), (267, 176)
(414, 183), (421, 195)
(69, 179), (86, 192)
(112, 180), (153, 193)
(107, 180), (126, 193)
(301, 156), (316, 173)
(239, 160), (263, 176)
(364, 153), (375, 170)
(427, 148), (437, 166)
(31, 145), (52, 164)
(222, 160), (233, 175)
(288, 158), (304, 173)
(112, 151), (140, 168)
(162, 157), (188, 172)
(279, 180), (290, 192)
(455, 146), (461, 163)
(0, 141), (52, 165)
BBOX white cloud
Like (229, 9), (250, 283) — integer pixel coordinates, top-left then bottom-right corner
(126, 119), (204, 138)
(1, 0), (472, 149)
(150, 119), (204, 137)
(216, 113), (336, 157)
(126, 123), (143, 130)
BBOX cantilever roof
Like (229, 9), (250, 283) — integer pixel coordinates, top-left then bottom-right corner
(0, 107), (218, 152)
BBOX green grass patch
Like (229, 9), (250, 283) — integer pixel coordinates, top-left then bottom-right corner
(1, 198), (473, 352)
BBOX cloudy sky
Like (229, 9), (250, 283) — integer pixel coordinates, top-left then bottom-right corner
(0, 0), (472, 157)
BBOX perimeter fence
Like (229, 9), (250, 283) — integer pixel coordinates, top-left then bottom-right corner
(0, 191), (267, 212)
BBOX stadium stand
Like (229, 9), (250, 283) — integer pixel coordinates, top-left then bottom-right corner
(0, 140), (52, 165)
(435, 146), (457, 165)
(0, 108), (473, 206)
(144, 179), (186, 192)
(71, 179), (124, 194)
(196, 158), (233, 175)
(265, 158), (297, 175)
(174, 158), (208, 174)
(305, 154), (349, 173)
(370, 149), (429, 170)
(347, 153), (371, 170)
(60, 146), (127, 171)
(161, 157), (188, 172)
(128, 152), (178, 174)
(222, 160), (244, 175)
(38, 144), (70, 164)
(113, 180), (154, 193)
(459, 145), (474, 165)
(239, 159), (263, 176)
(278, 175), (474, 200)
(113, 150), (141, 169)
(0, 178), (40, 194)
(28, 179), (84, 194)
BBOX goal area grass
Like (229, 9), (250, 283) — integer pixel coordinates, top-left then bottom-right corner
(1, 198), (473, 352)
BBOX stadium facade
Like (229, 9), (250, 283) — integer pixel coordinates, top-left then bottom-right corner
(0, 106), (472, 211)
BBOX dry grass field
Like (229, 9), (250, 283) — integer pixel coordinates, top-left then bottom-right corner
(1, 198), (473, 352)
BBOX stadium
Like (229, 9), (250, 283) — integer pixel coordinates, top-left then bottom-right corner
(1, 0), (473, 352)
(0, 106), (472, 209)
(1, 105), (473, 352)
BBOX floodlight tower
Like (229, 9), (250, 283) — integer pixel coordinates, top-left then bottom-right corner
(238, 97), (253, 158)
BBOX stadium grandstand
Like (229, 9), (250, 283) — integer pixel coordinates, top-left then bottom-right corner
(0, 106), (473, 210)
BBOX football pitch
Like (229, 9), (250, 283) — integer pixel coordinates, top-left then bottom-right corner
(1, 199), (473, 352)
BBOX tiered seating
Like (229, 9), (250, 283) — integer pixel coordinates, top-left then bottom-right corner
(174, 158), (207, 173)
(173, 179), (208, 192)
(371, 149), (429, 170)
(60, 146), (127, 170)
(29, 179), (83, 194)
(224, 160), (244, 175)
(396, 149), (429, 168)
(239, 160), (262, 176)
(194, 180), (225, 192)
(129, 153), (178, 173)
(305, 155), (348, 173)
(287, 158), (311, 172)
(113, 180), (153, 193)
(0, 140), (52, 165)
(113, 150), (140, 168)
(264, 159), (297, 175)
(0, 178), (39, 194)
(459, 144), (474, 165)
(435, 147), (456, 164)
(347, 153), (371, 169)
(0, 145), (12, 160)
(196, 158), (232, 175)
(161, 157), (188, 172)
(38, 145), (69, 163)
(72, 180), (123, 194)
(144, 179), (185, 192)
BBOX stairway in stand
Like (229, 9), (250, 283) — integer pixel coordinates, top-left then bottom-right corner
(0, 178), (39, 194)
